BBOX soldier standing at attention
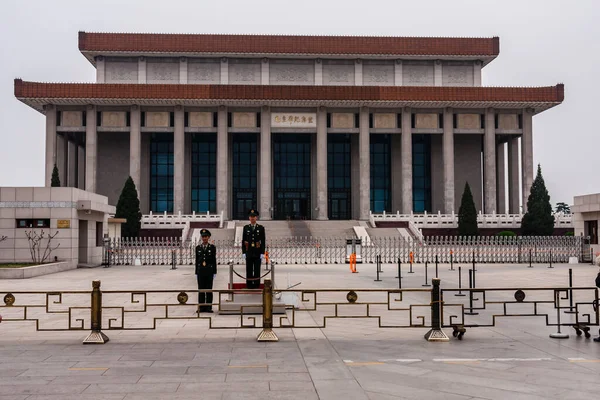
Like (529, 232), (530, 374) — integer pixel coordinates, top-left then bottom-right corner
(242, 209), (266, 289)
(195, 229), (217, 313)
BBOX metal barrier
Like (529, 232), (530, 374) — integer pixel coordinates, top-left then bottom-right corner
(103, 235), (587, 266)
(2, 279), (598, 344)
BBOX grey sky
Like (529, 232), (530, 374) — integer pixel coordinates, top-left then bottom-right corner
(0, 0), (598, 208)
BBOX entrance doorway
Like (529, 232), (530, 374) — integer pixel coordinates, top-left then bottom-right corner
(586, 220), (598, 244)
(273, 134), (311, 220)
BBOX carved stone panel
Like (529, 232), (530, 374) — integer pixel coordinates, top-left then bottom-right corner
(498, 114), (518, 130)
(61, 111), (83, 127)
(403, 63), (434, 86)
(188, 61), (220, 83)
(145, 112), (170, 128)
(373, 113), (396, 129)
(188, 112), (214, 128)
(457, 114), (481, 130)
(323, 64), (355, 85)
(363, 64), (394, 86)
(147, 60), (179, 83)
(232, 112), (257, 128)
(105, 60), (138, 83)
(101, 111), (127, 127)
(442, 65), (473, 87)
(228, 63), (261, 84)
(331, 113), (355, 129)
(269, 62), (314, 85)
(415, 113), (439, 129)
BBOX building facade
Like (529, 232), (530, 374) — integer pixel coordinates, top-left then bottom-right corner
(15, 32), (564, 221)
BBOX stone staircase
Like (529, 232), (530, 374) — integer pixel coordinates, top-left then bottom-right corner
(305, 221), (357, 238)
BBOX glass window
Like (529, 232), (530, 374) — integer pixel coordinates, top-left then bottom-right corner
(232, 133), (258, 220)
(328, 135), (352, 219)
(370, 134), (391, 213)
(412, 134), (432, 213)
(191, 134), (217, 213)
(150, 133), (174, 213)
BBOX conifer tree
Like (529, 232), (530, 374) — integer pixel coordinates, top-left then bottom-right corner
(115, 177), (142, 238)
(521, 164), (555, 236)
(50, 164), (60, 187)
(458, 182), (479, 236)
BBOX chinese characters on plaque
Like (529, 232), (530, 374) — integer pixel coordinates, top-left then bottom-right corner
(271, 113), (317, 128)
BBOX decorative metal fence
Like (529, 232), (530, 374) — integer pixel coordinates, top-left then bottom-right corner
(103, 235), (587, 266)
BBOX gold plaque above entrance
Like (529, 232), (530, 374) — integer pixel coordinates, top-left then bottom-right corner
(57, 219), (70, 229)
(271, 113), (316, 128)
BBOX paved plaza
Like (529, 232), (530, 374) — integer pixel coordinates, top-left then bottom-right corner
(1, 261), (599, 399)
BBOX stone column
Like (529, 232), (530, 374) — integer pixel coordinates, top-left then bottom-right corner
(260, 107), (272, 219)
(507, 137), (520, 213)
(216, 106), (229, 220)
(443, 108), (455, 214)
(138, 57), (146, 83)
(483, 108), (496, 213)
(401, 107), (412, 213)
(261, 59), (269, 85)
(355, 60), (363, 85)
(359, 107), (370, 220)
(434, 60), (442, 86)
(314, 60), (323, 85)
(394, 61), (403, 86)
(129, 106), (141, 193)
(179, 57), (188, 83)
(220, 58), (229, 84)
(96, 56), (105, 83)
(316, 107), (328, 220)
(85, 105), (97, 192)
(44, 104), (57, 187)
(521, 109), (534, 212)
(173, 106), (185, 214)
(496, 142), (506, 214)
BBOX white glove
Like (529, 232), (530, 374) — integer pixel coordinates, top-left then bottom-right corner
(213, 274), (216, 280)
(260, 254), (265, 261)
(242, 254), (246, 260)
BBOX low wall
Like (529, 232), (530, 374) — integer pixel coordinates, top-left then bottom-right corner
(0, 261), (75, 279)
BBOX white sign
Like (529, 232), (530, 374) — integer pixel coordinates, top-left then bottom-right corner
(271, 113), (317, 128)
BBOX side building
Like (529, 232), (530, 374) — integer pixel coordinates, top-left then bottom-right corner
(15, 32), (564, 221)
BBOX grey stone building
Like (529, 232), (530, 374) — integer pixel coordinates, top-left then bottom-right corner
(15, 32), (563, 221)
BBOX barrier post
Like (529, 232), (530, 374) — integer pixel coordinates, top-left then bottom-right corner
(422, 261), (431, 287)
(449, 250), (454, 271)
(464, 270), (478, 315)
(83, 280), (109, 344)
(424, 278), (449, 341)
(565, 268), (577, 314)
(550, 290), (569, 339)
(228, 260), (234, 301)
(257, 279), (278, 342)
(397, 259), (402, 289)
(548, 250), (553, 269)
(528, 249), (533, 268)
(374, 255), (382, 282)
(455, 266), (465, 297)
(435, 255), (439, 278)
(171, 250), (177, 270)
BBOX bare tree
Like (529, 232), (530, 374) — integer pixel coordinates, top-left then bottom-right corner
(24, 230), (60, 264)
(0, 235), (6, 243)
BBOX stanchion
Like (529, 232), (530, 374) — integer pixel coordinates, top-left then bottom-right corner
(455, 266), (466, 297)
(550, 290), (569, 339)
(591, 248), (594, 266)
(528, 249), (533, 268)
(83, 280), (109, 344)
(565, 268), (577, 314)
(374, 255), (382, 282)
(435, 255), (439, 278)
(422, 261), (431, 287)
(472, 251), (477, 272)
(228, 260), (234, 301)
(397, 260), (402, 289)
(257, 279), (278, 342)
(408, 252), (414, 273)
(424, 278), (449, 341)
(464, 270), (479, 315)
(449, 251), (454, 271)
(171, 250), (177, 270)
(548, 250), (554, 269)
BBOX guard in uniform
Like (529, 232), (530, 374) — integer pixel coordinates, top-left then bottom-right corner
(195, 229), (217, 313)
(242, 209), (266, 289)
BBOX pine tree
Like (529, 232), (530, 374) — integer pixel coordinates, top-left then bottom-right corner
(50, 164), (61, 187)
(521, 164), (555, 236)
(115, 177), (142, 238)
(458, 182), (479, 236)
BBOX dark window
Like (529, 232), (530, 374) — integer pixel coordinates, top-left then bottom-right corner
(232, 133), (258, 219)
(96, 111), (101, 127)
(169, 112), (175, 127)
(213, 112), (218, 128)
(82, 111), (86, 127)
(370, 134), (391, 213)
(227, 112), (232, 128)
(16, 219), (50, 228)
(326, 113), (331, 128)
(96, 222), (103, 246)
(453, 114), (457, 129)
(412, 134), (432, 213)
(273, 134), (311, 220)
(481, 114), (486, 129)
(191, 133), (217, 213)
(411, 113), (416, 129)
(184, 112), (189, 127)
(257, 112), (261, 128)
(438, 113), (444, 129)
(354, 113), (360, 128)
(56, 111), (62, 127)
(397, 113), (402, 129)
(141, 112), (146, 127)
(494, 114), (499, 129)
(149, 132), (174, 213)
(126, 112), (131, 127)
(518, 114), (523, 129)
(328, 135), (352, 220)
(369, 113), (373, 129)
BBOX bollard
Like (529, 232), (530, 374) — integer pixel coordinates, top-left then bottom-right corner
(565, 268), (577, 314)
(422, 261), (431, 287)
(464, 270), (479, 315)
(548, 250), (553, 269)
(271, 262), (276, 288)
(397, 259), (402, 289)
(171, 250), (177, 270)
(591, 248), (594, 266)
(228, 260), (234, 301)
(424, 278), (449, 341)
(528, 249), (533, 268)
(449, 251), (454, 271)
(472, 251), (477, 272)
(550, 290), (570, 339)
(257, 279), (278, 342)
(435, 255), (439, 278)
(374, 255), (382, 282)
(83, 280), (109, 344)
(455, 266), (466, 297)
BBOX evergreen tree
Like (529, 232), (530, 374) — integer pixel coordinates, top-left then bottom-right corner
(115, 177), (142, 238)
(521, 164), (555, 236)
(50, 164), (60, 187)
(458, 182), (479, 236)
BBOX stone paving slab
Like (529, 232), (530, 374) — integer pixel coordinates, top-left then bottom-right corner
(0, 262), (599, 398)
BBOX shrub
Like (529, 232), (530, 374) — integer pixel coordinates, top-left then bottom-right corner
(497, 231), (516, 236)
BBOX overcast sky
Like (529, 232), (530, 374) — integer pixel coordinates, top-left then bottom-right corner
(0, 0), (598, 208)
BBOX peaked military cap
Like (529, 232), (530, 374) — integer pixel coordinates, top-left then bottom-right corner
(200, 229), (211, 237)
(248, 209), (259, 217)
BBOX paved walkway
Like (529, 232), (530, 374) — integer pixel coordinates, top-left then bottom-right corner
(1, 262), (599, 399)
